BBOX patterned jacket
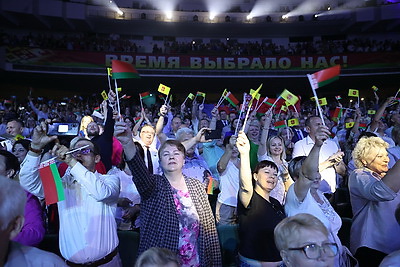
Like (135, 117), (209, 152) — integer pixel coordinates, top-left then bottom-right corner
(126, 153), (222, 266)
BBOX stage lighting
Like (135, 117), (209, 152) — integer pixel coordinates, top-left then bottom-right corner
(117, 10), (123, 16)
(246, 15), (252, 20)
(313, 14), (318, 20)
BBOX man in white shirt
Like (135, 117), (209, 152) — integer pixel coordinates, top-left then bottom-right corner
(136, 124), (161, 175)
(292, 116), (343, 194)
(19, 121), (121, 266)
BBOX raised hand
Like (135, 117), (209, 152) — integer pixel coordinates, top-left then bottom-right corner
(196, 128), (212, 143)
(31, 120), (58, 150)
(236, 131), (250, 154)
(314, 125), (330, 147)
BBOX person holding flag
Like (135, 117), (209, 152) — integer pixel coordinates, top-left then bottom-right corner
(292, 116), (344, 194)
(19, 121), (121, 266)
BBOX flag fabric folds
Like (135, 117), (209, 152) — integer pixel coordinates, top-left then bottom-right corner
(158, 84), (171, 95)
(280, 89), (299, 106)
(309, 65), (341, 89)
(274, 120), (287, 129)
(111, 60), (140, 79)
(139, 92), (151, 99)
(197, 91), (206, 98)
(39, 159), (65, 205)
(226, 93), (239, 107)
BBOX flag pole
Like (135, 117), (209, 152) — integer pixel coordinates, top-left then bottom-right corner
(266, 96), (281, 115)
(114, 79), (121, 120)
(139, 94), (144, 111)
(235, 93), (247, 136)
(394, 88), (400, 99)
(307, 74), (326, 126)
(241, 98), (254, 132)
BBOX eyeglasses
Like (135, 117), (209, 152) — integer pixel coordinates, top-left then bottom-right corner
(288, 243), (338, 259)
(72, 148), (93, 157)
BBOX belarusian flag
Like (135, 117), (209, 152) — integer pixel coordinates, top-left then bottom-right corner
(197, 91), (206, 97)
(111, 60), (140, 79)
(348, 89), (359, 97)
(372, 85), (378, 92)
(274, 120), (287, 129)
(139, 91), (151, 99)
(280, 89), (299, 106)
(287, 118), (299, 127)
(332, 107), (342, 122)
(39, 159), (65, 205)
(226, 92), (239, 107)
(158, 84), (171, 95)
(134, 117), (141, 123)
(309, 65), (341, 89)
(359, 123), (367, 130)
(264, 98), (276, 106)
(335, 95), (342, 100)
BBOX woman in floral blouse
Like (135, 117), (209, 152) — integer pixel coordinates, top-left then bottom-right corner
(114, 122), (221, 267)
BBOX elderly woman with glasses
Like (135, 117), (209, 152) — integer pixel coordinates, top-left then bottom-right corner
(349, 136), (400, 267)
(274, 213), (338, 267)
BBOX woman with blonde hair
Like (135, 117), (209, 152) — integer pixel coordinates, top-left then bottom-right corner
(259, 134), (293, 204)
(349, 135), (400, 266)
(79, 115), (94, 139)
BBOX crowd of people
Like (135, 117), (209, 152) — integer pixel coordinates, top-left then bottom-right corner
(2, 29), (399, 56)
(1, 86), (400, 266)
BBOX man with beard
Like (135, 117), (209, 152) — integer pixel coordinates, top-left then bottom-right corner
(86, 101), (115, 172)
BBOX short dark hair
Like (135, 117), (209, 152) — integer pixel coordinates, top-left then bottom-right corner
(6, 119), (24, 128)
(158, 139), (186, 158)
(253, 160), (278, 174)
(0, 150), (20, 176)
(305, 116), (320, 127)
(12, 139), (31, 152)
(134, 247), (179, 267)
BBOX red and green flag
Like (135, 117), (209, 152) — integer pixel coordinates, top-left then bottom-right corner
(335, 95), (342, 100)
(111, 60), (140, 79)
(197, 91), (206, 98)
(39, 159), (65, 205)
(359, 123), (367, 130)
(139, 91), (151, 99)
(264, 98), (276, 107)
(332, 107), (342, 122)
(134, 117), (141, 123)
(226, 92), (239, 107)
(309, 65), (341, 89)
(274, 120), (287, 129)
(207, 175), (216, 195)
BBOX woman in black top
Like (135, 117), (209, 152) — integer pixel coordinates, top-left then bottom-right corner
(236, 131), (286, 266)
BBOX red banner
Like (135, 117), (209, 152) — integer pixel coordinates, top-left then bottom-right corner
(6, 47), (400, 71)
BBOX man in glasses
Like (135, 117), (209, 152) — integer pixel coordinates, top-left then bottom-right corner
(274, 213), (337, 267)
(19, 121), (121, 266)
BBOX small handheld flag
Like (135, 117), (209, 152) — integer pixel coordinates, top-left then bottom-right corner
(280, 89), (299, 106)
(372, 86), (378, 92)
(139, 92), (151, 99)
(39, 159), (65, 205)
(101, 90), (108, 100)
(318, 98), (328, 106)
(348, 89), (359, 97)
(287, 118), (299, 127)
(335, 95), (342, 100)
(368, 110), (376, 115)
(345, 122), (355, 128)
(308, 65), (341, 90)
(274, 120), (287, 129)
(158, 84), (171, 95)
